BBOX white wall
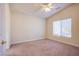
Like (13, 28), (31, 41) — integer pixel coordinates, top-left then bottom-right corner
(46, 4), (79, 47)
(11, 12), (45, 44)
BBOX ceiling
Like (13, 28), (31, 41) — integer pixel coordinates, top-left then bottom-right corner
(10, 3), (71, 18)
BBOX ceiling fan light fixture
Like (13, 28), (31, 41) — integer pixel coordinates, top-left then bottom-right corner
(42, 3), (53, 12)
(44, 7), (51, 12)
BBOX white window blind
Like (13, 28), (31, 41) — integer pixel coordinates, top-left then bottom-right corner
(53, 18), (71, 38)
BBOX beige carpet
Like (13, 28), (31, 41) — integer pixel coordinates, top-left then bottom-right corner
(7, 39), (79, 56)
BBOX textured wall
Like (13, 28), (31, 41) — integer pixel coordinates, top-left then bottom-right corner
(46, 4), (79, 47)
(11, 12), (45, 44)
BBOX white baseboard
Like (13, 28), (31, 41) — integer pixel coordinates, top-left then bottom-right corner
(47, 38), (79, 48)
(11, 38), (45, 45)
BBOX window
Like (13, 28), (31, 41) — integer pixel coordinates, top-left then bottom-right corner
(53, 21), (61, 36)
(53, 18), (71, 38)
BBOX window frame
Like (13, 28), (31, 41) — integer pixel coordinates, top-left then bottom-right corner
(52, 17), (72, 38)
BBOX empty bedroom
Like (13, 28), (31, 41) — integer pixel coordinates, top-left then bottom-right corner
(0, 3), (79, 56)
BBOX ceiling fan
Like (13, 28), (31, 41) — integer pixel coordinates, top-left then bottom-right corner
(33, 3), (55, 12)
(40, 3), (54, 12)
